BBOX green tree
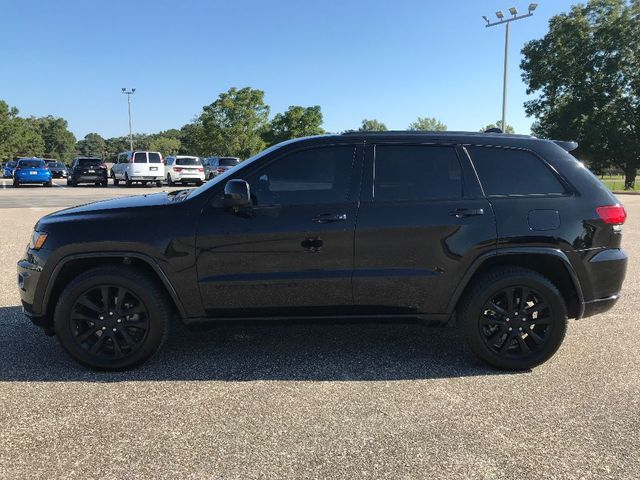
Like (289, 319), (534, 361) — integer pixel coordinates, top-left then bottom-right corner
(179, 122), (207, 155)
(77, 133), (106, 157)
(521, 0), (640, 189)
(264, 105), (325, 145)
(149, 136), (181, 156)
(480, 120), (515, 134)
(34, 116), (76, 162)
(0, 101), (45, 160)
(359, 119), (387, 131)
(408, 116), (447, 131)
(199, 87), (270, 159)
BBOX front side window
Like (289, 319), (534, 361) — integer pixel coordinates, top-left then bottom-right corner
(373, 145), (462, 201)
(246, 146), (355, 206)
(133, 152), (147, 163)
(468, 146), (566, 196)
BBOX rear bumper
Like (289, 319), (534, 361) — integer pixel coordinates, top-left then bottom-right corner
(579, 248), (627, 318)
(16, 175), (51, 183)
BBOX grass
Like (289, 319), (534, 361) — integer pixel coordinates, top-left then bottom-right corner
(599, 175), (640, 192)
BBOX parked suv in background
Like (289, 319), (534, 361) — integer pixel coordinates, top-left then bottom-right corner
(68, 157), (108, 187)
(203, 156), (239, 180)
(111, 151), (164, 187)
(18, 132), (627, 371)
(13, 158), (52, 187)
(165, 155), (205, 186)
(44, 159), (68, 178)
(3, 160), (17, 178)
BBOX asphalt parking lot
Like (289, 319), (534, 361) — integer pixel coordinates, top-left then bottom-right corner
(1, 190), (638, 479)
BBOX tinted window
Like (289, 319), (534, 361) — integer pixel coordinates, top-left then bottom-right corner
(469, 146), (566, 196)
(78, 158), (101, 166)
(175, 157), (200, 166)
(246, 146), (355, 206)
(7, 161), (16, 168)
(374, 145), (462, 201)
(219, 157), (239, 167)
(19, 160), (45, 168)
(134, 152), (147, 163)
(148, 153), (162, 163)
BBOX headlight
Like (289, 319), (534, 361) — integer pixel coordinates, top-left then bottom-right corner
(30, 231), (48, 250)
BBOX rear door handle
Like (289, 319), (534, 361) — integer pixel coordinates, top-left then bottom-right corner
(312, 213), (347, 224)
(449, 208), (484, 219)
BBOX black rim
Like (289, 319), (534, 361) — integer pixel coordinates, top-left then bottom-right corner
(479, 286), (553, 358)
(70, 285), (150, 359)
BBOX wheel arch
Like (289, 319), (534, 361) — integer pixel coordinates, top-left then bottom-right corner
(449, 248), (584, 320)
(43, 252), (187, 322)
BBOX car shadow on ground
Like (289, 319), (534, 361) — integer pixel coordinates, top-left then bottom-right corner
(0, 305), (523, 382)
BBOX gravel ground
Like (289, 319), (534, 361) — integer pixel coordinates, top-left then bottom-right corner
(1, 194), (639, 479)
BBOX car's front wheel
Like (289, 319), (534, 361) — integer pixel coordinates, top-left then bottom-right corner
(459, 267), (568, 370)
(54, 265), (172, 370)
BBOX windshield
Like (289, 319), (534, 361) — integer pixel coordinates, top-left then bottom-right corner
(219, 157), (239, 167)
(78, 158), (102, 166)
(6, 161), (17, 168)
(176, 157), (200, 166)
(19, 160), (45, 168)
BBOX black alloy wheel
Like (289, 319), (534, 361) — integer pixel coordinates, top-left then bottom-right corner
(54, 265), (171, 370)
(69, 285), (150, 360)
(460, 267), (568, 370)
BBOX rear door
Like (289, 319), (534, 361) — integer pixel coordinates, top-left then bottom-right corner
(131, 152), (149, 178)
(196, 143), (363, 317)
(352, 143), (496, 315)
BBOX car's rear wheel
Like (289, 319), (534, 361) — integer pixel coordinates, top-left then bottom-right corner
(44, 180), (52, 187)
(13, 179), (19, 188)
(101, 180), (108, 187)
(111, 171), (119, 186)
(155, 180), (162, 187)
(125, 173), (132, 187)
(54, 265), (171, 370)
(459, 267), (568, 370)
(166, 174), (174, 186)
(195, 180), (203, 186)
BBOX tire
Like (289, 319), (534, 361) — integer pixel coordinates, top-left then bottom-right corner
(155, 181), (162, 187)
(13, 179), (19, 188)
(53, 265), (172, 371)
(111, 171), (119, 186)
(125, 173), (132, 187)
(102, 180), (108, 188)
(69, 179), (76, 187)
(458, 267), (568, 371)
(166, 174), (174, 186)
(195, 180), (203, 186)
(44, 180), (52, 187)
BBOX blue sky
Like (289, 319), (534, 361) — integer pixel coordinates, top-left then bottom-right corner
(0, 0), (577, 139)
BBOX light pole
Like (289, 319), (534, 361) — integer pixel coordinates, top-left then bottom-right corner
(121, 88), (136, 151)
(483, 3), (537, 132)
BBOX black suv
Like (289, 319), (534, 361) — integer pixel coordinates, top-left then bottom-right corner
(67, 157), (108, 187)
(17, 132), (627, 371)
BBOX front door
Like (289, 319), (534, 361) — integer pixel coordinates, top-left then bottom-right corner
(196, 143), (363, 317)
(353, 143), (496, 315)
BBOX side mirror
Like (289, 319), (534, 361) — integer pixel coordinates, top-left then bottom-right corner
(224, 179), (251, 207)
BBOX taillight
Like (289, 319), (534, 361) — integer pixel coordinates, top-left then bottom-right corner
(216, 167), (224, 172)
(173, 167), (183, 172)
(99, 163), (107, 169)
(596, 205), (627, 225)
(197, 168), (204, 172)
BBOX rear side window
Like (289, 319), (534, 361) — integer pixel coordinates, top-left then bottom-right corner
(148, 152), (162, 163)
(134, 152), (147, 163)
(219, 158), (239, 167)
(469, 146), (566, 196)
(374, 145), (462, 201)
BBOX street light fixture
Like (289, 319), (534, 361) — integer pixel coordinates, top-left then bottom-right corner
(482, 5), (537, 133)
(121, 88), (136, 151)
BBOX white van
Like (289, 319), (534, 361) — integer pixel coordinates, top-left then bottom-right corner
(111, 151), (164, 187)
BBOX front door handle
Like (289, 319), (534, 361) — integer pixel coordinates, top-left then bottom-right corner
(449, 208), (484, 219)
(312, 213), (347, 224)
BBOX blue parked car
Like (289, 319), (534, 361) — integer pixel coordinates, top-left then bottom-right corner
(3, 160), (17, 178)
(13, 158), (52, 187)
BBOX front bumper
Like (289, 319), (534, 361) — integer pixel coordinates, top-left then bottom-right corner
(17, 254), (50, 330)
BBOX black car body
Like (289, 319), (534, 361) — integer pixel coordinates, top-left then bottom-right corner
(44, 160), (68, 178)
(17, 132), (627, 370)
(68, 157), (108, 187)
